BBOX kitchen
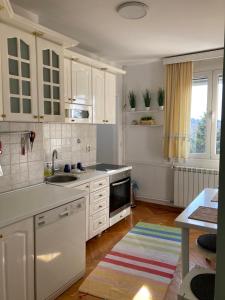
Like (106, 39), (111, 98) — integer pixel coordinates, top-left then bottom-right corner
(0, 0), (224, 300)
(0, 0), (133, 298)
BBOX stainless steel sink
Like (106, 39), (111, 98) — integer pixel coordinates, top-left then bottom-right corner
(46, 175), (78, 183)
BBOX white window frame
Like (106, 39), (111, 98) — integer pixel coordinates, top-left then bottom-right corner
(211, 69), (223, 159)
(189, 69), (223, 160)
(189, 71), (212, 160)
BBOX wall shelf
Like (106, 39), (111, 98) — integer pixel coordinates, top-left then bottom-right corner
(125, 109), (164, 114)
(126, 124), (163, 128)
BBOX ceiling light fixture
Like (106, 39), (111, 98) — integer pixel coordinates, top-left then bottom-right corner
(117, 1), (149, 20)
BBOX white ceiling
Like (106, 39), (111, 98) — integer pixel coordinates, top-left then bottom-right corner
(11, 0), (225, 64)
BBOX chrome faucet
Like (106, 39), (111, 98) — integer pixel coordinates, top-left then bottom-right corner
(52, 149), (58, 175)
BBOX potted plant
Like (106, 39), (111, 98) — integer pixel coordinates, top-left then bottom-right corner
(143, 89), (151, 111)
(128, 91), (136, 111)
(140, 116), (155, 125)
(158, 88), (165, 110)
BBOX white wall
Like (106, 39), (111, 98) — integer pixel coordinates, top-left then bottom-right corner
(124, 61), (173, 203)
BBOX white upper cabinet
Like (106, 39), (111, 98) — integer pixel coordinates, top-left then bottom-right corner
(0, 218), (34, 300)
(37, 37), (64, 122)
(92, 68), (105, 124)
(104, 72), (116, 124)
(92, 69), (116, 124)
(0, 23), (38, 122)
(71, 61), (92, 105)
(64, 57), (72, 103)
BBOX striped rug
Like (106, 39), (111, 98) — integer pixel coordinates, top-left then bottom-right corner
(79, 222), (181, 300)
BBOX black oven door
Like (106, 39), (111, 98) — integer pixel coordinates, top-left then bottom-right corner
(110, 177), (131, 217)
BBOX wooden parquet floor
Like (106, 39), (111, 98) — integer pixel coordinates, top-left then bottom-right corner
(57, 201), (215, 300)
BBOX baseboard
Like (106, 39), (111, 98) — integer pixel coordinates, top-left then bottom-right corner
(135, 198), (183, 213)
(136, 197), (171, 206)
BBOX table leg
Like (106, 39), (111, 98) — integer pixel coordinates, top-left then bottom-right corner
(181, 227), (189, 278)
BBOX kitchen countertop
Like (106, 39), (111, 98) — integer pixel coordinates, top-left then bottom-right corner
(46, 166), (132, 188)
(0, 183), (87, 229)
(46, 169), (109, 188)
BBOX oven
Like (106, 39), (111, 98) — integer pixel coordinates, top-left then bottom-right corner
(65, 103), (92, 123)
(109, 170), (131, 218)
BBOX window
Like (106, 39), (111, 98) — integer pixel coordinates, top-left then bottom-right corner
(189, 70), (223, 159)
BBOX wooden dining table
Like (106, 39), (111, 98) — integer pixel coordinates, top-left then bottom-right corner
(175, 188), (218, 278)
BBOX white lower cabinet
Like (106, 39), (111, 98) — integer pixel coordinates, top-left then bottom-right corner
(75, 182), (90, 241)
(89, 209), (109, 239)
(0, 218), (34, 300)
(77, 176), (109, 241)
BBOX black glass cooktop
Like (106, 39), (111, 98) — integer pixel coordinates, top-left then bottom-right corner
(88, 163), (127, 172)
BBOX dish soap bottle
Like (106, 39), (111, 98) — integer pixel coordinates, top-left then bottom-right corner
(44, 163), (52, 177)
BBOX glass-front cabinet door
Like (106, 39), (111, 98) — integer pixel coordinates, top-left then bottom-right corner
(0, 23), (38, 121)
(37, 38), (64, 122)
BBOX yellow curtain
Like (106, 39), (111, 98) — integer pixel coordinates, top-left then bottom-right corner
(164, 62), (193, 160)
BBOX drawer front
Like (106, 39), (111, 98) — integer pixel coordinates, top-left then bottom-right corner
(89, 209), (109, 239)
(90, 188), (109, 204)
(90, 198), (107, 215)
(109, 207), (131, 227)
(90, 177), (109, 192)
(76, 182), (90, 192)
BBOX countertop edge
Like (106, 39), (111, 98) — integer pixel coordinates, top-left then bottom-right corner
(0, 186), (87, 229)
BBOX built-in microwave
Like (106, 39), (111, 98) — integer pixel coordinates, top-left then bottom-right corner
(65, 103), (92, 123)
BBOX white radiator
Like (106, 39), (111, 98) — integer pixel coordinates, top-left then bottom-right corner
(174, 166), (219, 207)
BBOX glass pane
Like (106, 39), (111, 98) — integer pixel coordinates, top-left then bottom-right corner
(8, 59), (18, 76)
(9, 78), (19, 94)
(43, 68), (51, 82)
(44, 84), (51, 98)
(20, 40), (29, 60)
(52, 51), (59, 68)
(23, 98), (31, 113)
(44, 101), (51, 115)
(21, 62), (30, 78)
(22, 80), (31, 96)
(53, 86), (60, 99)
(8, 38), (18, 57)
(10, 97), (20, 113)
(216, 76), (223, 155)
(43, 49), (50, 66)
(190, 78), (208, 154)
(52, 70), (59, 84)
(53, 102), (60, 115)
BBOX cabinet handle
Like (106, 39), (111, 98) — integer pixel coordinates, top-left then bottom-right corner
(99, 194), (103, 197)
(0, 234), (3, 238)
(1, 114), (6, 118)
(33, 115), (38, 119)
(105, 120), (109, 123)
(40, 116), (44, 119)
(38, 220), (45, 226)
(59, 211), (69, 218)
(99, 183), (103, 186)
(99, 205), (103, 208)
(98, 221), (102, 225)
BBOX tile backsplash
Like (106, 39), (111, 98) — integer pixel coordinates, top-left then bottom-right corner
(43, 123), (96, 168)
(0, 122), (44, 193)
(0, 122), (96, 193)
